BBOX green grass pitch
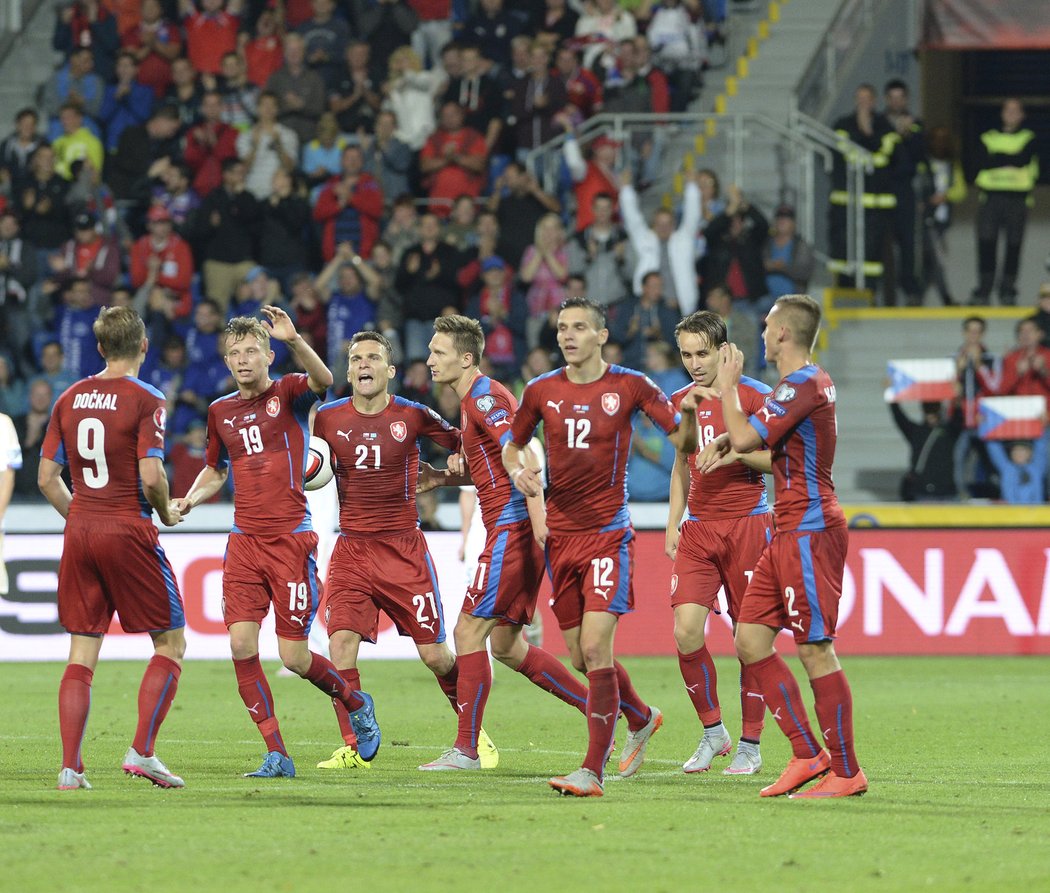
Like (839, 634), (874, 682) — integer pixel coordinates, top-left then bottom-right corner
(2, 655), (1048, 893)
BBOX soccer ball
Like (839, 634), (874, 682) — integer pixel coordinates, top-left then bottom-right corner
(304, 435), (334, 491)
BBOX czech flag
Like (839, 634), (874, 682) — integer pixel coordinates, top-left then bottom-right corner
(884, 359), (957, 403)
(978, 395), (1046, 440)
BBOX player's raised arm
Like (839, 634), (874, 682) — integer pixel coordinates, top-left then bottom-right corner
(717, 343), (763, 454)
(140, 456), (182, 527)
(261, 306), (333, 395)
(38, 457), (73, 519)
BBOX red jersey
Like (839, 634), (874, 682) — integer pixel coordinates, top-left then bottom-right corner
(511, 365), (680, 535)
(183, 11), (240, 75)
(673, 375), (771, 521)
(460, 375), (529, 530)
(41, 376), (169, 521)
(205, 374), (321, 535)
(574, 160), (619, 232)
(747, 365), (846, 533)
(420, 127), (488, 216)
(999, 346), (1050, 409)
(314, 395), (460, 536)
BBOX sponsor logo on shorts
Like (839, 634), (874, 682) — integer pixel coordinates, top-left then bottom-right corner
(791, 619), (805, 634)
(266, 396), (280, 417)
(601, 393), (620, 415)
(390, 421), (408, 442)
(475, 395), (496, 413)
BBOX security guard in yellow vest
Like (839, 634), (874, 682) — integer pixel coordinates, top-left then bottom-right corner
(828, 83), (901, 300)
(972, 98), (1038, 305)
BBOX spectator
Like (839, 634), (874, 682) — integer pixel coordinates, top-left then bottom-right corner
(646, 0), (706, 112)
(266, 32), (326, 145)
(176, 334), (234, 423)
(644, 338), (690, 394)
(41, 47), (104, 140)
(259, 168), (311, 293)
(228, 265), (281, 321)
(611, 270), (679, 369)
(0, 211), (38, 370)
(463, 0), (521, 73)
(31, 341), (75, 407)
(520, 212), (569, 349)
(298, 0), (350, 89)
(329, 41), (382, 136)
(302, 112), (349, 198)
(381, 45), (443, 152)
(144, 333), (186, 409)
(507, 41), (567, 158)
(920, 124), (966, 306)
(999, 318), (1050, 406)
(882, 79), (925, 306)
(151, 162), (200, 233)
(420, 102), (488, 217)
(183, 299), (225, 369)
(511, 344), (554, 401)
(536, 0), (580, 45)
(567, 191), (630, 311)
(185, 91), (239, 197)
(1030, 283), (1050, 346)
(165, 56), (203, 137)
(0, 354), (27, 418)
(179, 0), (243, 77)
(130, 205), (195, 317)
(52, 278), (104, 379)
(395, 213), (461, 359)
(890, 401), (960, 501)
(288, 271), (328, 354)
(363, 242), (403, 358)
(627, 411), (676, 501)
(350, 0), (419, 81)
(98, 52), (154, 153)
(574, 0), (637, 73)
(986, 439), (1047, 505)
(442, 43), (504, 157)
(197, 157), (259, 311)
(106, 105), (182, 203)
(443, 195), (480, 252)
(313, 144), (384, 261)
(703, 185), (769, 312)
(45, 209), (119, 307)
(169, 420), (215, 499)
(242, 8), (284, 89)
(122, 0), (182, 100)
(52, 104), (104, 182)
(236, 91), (299, 200)
(455, 208), (501, 294)
(952, 315), (997, 500)
(602, 37), (654, 119)
(562, 128), (620, 232)
(489, 161), (561, 267)
(0, 109), (43, 194)
(381, 194), (421, 264)
(763, 203), (815, 308)
(555, 45), (602, 125)
(620, 168), (701, 313)
(13, 378), (53, 497)
(408, 0), (454, 70)
(705, 283), (759, 379)
(316, 242), (378, 368)
(361, 110), (413, 207)
(18, 146), (71, 263)
(215, 51), (259, 133)
(53, 1), (120, 82)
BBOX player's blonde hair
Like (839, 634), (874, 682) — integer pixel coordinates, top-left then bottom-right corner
(224, 317), (271, 353)
(434, 315), (485, 367)
(774, 294), (822, 351)
(93, 306), (146, 360)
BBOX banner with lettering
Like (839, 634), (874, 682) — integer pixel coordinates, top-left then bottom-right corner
(922, 1), (1050, 50)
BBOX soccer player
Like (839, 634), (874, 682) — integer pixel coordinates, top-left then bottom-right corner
(39, 306), (187, 790)
(666, 310), (772, 775)
(717, 293), (868, 798)
(418, 315), (591, 770)
(173, 308), (380, 779)
(311, 330), (498, 770)
(503, 296), (702, 797)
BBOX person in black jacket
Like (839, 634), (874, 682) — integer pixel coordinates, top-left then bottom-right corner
(196, 157), (259, 312)
(394, 212), (461, 361)
(702, 186), (769, 312)
(890, 400), (961, 501)
(259, 168), (311, 297)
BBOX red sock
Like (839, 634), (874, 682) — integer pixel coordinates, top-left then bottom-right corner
(614, 660), (649, 732)
(436, 661), (459, 713)
(811, 670), (859, 778)
(304, 651), (363, 712)
(516, 645), (587, 713)
(132, 655), (182, 757)
(739, 659), (765, 743)
(677, 646), (721, 726)
(748, 653), (821, 759)
(582, 667), (619, 779)
(331, 668), (360, 747)
(454, 651), (491, 758)
(59, 663), (93, 773)
(233, 655), (287, 756)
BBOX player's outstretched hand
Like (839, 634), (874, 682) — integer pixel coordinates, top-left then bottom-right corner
(416, 461), (448, 493)
(511, 465), (542, 498)
(665, 525), (680, 560)
(260, 306), (297, 342)
(447, 452), (466, 476)
(696, 432), (733, 473)
(680, 383), (718, 413)
(716, 342), (744, 392)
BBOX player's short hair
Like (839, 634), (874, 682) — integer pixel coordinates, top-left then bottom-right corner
(774, 294), (822, 351)
(348, 330), (394, 364)
(675, 310), (727, 349)
(559, 295), (606, 330)
(224, 317), (270, 352)
(93, 306), (146, 360)
(434, 315), (485, 367)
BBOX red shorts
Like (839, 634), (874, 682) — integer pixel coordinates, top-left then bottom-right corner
(546, 528), (635, 630)
(325, 530), (445, 645)
(737, 527), (849, 643)
(463, 519), (545, 627)
(58, 515), (185, 636)
(671, 513), (773, 618)
(223, 531), (322, 640)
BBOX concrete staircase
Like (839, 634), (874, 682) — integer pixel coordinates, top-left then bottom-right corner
(0, 0), (63, 118)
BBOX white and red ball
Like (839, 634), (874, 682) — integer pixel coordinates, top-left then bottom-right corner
(304, 435), (334, 491)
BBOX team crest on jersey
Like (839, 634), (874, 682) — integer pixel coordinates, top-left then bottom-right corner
(475, 395), (496, 413)
(266, 396), (280, 417)
(773, 384), (797, 403)
(390, 421), (408, 442)
(153, 406), (167, 432)
(670, 574), (679, 595)
(601, 393), (620, 415)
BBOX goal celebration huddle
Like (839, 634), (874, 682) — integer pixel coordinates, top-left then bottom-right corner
(41, 293), (867, 799)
